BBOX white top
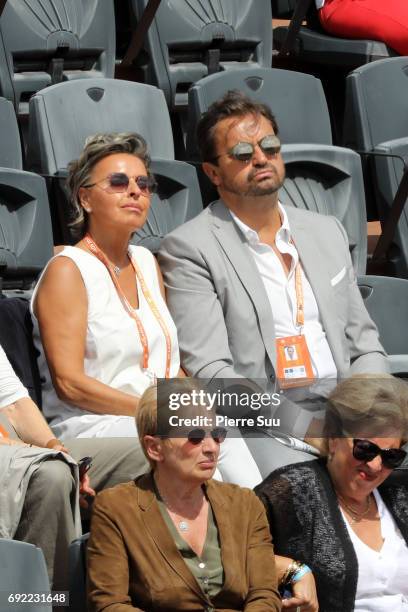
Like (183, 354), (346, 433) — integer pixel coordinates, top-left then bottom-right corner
(31, 245), (180, 439)
(0, 344), (28, 409)
(230, 204), (337, 379)
(341, 489), (408, 611)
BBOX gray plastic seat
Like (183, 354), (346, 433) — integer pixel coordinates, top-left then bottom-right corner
(0, 0), (115, 117)
(187, 67), (332, 160)
(0, 98), (53, 288)
(68, 533), (89, 612)
(27, 78), (174, 177)
(281, 144), (367, 275)
(272, 0), (394, 68)
(0, 539), (52, 611)
(344, 57), (408, 278)
(358, 275), (408, 376)
(133, 159), (203, 253)
(129, 0), (272, 109)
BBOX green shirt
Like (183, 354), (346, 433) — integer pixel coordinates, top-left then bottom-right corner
(157, 495), (224, 599)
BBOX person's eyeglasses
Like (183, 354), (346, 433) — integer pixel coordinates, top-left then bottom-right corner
(352, 438), (407, 469)
(187, 427), (228, 445)
(83, 173), (157, 194)
(213, 134), (281, 163)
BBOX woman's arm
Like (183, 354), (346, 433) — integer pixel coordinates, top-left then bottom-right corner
(34, 257), (140, 417)
(3, 397), (65, 448)
(87, 495), (145, 612)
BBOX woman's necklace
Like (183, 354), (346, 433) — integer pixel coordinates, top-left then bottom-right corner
(337, 492), (372, 524)
(155, 480), (205, 533)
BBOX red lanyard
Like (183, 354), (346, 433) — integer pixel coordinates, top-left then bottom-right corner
(84, 234), (172, 378)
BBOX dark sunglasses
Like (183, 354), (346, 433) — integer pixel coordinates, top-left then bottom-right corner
(353, 438), (407, 469)
(83, 172), (157, 194)
(187, 427), (227, 445)
(213, 134), (281, 163)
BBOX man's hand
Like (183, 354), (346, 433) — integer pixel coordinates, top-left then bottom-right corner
(282, 571), (319, 612)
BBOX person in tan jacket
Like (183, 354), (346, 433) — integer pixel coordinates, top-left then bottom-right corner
(87, 382), (283, 612)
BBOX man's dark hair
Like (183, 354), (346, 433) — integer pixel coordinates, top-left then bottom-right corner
(196, 90), (279, 164)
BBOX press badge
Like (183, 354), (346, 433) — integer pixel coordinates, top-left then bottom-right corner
(276, 335), (315, 389)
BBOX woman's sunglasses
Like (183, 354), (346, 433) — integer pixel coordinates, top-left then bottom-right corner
(353, 438), (407, 469)
(187, 427), (228, 445)
(213, 134), (281, 163)
(83, 172), (157, 194)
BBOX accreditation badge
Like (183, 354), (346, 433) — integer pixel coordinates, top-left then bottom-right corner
(276, 335), (315, 389)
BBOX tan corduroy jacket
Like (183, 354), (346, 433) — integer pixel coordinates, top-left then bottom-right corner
(87, 473), (281, 612)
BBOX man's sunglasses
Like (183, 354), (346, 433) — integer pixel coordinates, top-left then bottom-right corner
(353, 438), (407, 469)
(83, 172), (157, 194)
(213, 134), (281, 163)
(187, 427), (228, 445)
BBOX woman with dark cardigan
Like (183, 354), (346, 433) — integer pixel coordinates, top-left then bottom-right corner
(256, 376), (408, 612)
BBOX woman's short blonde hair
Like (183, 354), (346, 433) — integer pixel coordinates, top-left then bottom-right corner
(66, 132), (152, 239)
(321, 374), (408, 455)
(136, 379), (204, 469)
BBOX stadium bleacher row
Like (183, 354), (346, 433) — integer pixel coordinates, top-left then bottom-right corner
(0, 0), (408, 609)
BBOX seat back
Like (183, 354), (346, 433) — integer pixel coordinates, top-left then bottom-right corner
(132, 159), (203, 253)
(344, 57), (408, 152)
(68, 533), (89, 612)
(0, 98), (53, 287)
(344, 57), (408, 277)
(0, 539), (51, 611)
(281, 144), (367, 275)
(187, 67), (332, 160)
(0, 97), (22, 169)
(27, 78), (174, 176)
(0, 0), (115, 116)
(129, 0), (272, 108)
(358, 275), (408, 362)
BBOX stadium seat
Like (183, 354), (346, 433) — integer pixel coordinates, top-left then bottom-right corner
(0, 0), (115, 117)
(344, 57), (408, 279)
(27, 79), (203, 245)
(272, 0), (394, 68)
(0, 539), (52, 611)
(187, 67), (332, 160)
(358, 275), (408, 376)
(128, 0), (272, 110)
(0, 97), (53, 288)
(68, 533), (89, 612)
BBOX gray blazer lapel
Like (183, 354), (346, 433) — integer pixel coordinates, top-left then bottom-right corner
(286, 207), (344, 371)
(210, 201), (277, 367)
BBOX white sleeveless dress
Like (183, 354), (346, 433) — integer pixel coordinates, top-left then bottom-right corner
(31, 245), (180, 439)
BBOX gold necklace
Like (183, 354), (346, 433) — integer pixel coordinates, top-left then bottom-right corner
(337, 492), (372, 524)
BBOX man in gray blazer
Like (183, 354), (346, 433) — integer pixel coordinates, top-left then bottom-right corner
(158, 91), (388, 473)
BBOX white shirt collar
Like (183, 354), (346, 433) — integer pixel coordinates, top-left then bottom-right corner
(230, 202), (291, 246)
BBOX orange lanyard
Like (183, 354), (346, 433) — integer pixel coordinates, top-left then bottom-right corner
(294, 263), (305, 328)
(84, 234), (172, 378)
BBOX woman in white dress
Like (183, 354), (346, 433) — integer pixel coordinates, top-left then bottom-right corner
(32, 132), (262, 487)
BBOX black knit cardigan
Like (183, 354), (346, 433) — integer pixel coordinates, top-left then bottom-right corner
(255, 459), (408, 612)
